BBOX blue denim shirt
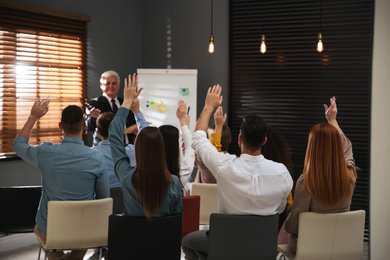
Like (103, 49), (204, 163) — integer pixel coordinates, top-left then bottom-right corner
(13, 136), (109, 234)
(92, 113), (149, 188)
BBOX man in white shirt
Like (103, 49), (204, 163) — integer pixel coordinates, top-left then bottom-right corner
(182, 84), (293, 260)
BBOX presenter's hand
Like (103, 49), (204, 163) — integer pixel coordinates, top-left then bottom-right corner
(89, 108), (101, 118)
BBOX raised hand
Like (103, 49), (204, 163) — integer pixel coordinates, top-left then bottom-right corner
(122, 73), (143, 109)
(205, 84), (223, 110)
(30, 98), (50, 120)
(214, 106), (227, 133)
(323, 96), (340, 129)
(176, 100), (190, 126)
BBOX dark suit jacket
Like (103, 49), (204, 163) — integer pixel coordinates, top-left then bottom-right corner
(86, 95), (136, 146)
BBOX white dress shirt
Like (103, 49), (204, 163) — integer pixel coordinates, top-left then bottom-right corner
(192, 130), (293, 215)
(179, 125), (195, 187)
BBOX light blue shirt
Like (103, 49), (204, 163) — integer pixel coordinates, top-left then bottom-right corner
(109, 107), (183, 217)
(12, 136), (109, 234)
(91, 113), (149, 188)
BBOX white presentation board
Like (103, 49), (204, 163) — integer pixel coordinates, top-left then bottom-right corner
(137, 69), (198, 132)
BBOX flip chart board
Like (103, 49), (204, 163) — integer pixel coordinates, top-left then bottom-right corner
(137, 69), (198, 132)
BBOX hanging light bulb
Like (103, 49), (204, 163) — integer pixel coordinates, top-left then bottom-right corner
(317, 33), (323, 52)
(208, 35), (215, 53)
(260, 34), (266, 54)
(208, 0), (214, 54)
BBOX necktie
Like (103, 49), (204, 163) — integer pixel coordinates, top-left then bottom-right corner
(111, 99), (118, 113)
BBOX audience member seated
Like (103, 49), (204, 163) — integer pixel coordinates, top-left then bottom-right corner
(284, 96), (357, 253)
(13, 101), (109, 260)
(182, 85), (293, 260)
(86, 70), (136, 146)
(261, 125), (294, 229)
(109, 73), (183, 218)
(194, 107), (232, 184)
(91, 97), (148, 188)
(159, 100), (195, 193)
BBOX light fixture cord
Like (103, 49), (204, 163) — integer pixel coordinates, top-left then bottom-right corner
(262, 1), (265, 34)
(211, 0), (213, 35)
(319, 0), (322, 32)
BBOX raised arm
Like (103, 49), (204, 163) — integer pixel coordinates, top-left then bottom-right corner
(18, 98), (50, 140)
(176, 100), (195, 186)
(195, 84), (223, 132)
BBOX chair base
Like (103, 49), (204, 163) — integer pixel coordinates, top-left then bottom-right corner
(277, 244), (296, 260)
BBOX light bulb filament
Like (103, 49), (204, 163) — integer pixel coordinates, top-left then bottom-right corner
(209, 35), (214, 53)
(260, 35), (266, 54)
(317, 33), (323, 53)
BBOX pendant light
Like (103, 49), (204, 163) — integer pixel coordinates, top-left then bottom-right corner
(208, 0), (214, 53)
(317, 0), (323, 52)
(260, 1), (266, 54)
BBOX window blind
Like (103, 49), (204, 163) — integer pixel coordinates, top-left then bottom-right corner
(0, 1), (89, 158)
(229, 0), (373, 245)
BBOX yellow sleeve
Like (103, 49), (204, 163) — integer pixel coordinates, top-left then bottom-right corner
(210, 133), (222, 152)
(287, 191), (293, 211)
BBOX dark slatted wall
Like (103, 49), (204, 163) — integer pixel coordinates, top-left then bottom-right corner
(229, 0), (373, 243)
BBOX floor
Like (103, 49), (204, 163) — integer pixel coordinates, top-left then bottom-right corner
(0, 232), (186, 260)
(0, 232), (369, 260)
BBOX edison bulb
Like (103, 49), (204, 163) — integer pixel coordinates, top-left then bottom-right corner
(317, 33), (323, 53)
(209, 35), (214, 53)
(260, 35), (266, 54)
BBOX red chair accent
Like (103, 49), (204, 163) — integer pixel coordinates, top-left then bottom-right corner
(182, 195), (200, 238)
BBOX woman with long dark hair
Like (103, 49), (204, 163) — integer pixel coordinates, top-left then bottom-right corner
(109, 74), (182, 218)
(159, 100), (195, 193)
(285, 96), (357, 253)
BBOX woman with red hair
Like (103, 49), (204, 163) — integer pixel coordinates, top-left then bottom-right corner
(285, 96), (357, 253)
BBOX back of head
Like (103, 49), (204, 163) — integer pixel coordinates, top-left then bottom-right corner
(304, 123), (356, 206)
(158, 125), (181, 181)
(262, 125), (293, 173)
(97, 112), (115, 139)
(61, 105), (84, 135)
(240, 114), (268, 152)
(100, 70), (120, 84)
(221, 125), (232, 152)
(133, 127), (173, 218)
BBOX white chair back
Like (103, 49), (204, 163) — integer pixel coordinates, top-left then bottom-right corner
(190, 183), (217, 225)
(278, 210), (366, 260)
(44, 198), (113, 250)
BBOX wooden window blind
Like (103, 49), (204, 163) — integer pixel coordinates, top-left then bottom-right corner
(229, 0), (373, 246)
(0, 1), (89, 158)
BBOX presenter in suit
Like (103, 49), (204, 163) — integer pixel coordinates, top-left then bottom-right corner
(86, 70), (136, 146)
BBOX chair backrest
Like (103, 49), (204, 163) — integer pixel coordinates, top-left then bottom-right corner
(208, 213), (279, 260)
(295, 210), (366, 260)
(0, 186), (41, 233)
(45, 198), (113, 250)
(108, 213), (182, 260)
(110, 187), (124, 214)
(182, 195), (200, 238)
(190, 183), (217, 224)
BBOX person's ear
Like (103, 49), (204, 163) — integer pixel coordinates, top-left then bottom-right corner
(82, 121), (86, 131)
(262, 136), (268, 146)
(96, 129), (103, 137)
(238, 134), (243, 148)
(58, 122), (63, 131)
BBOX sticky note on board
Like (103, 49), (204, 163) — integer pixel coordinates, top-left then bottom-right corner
(180, 88), (189, 96)
(150, 99), (162, 108)
(158, 105), (168, 112)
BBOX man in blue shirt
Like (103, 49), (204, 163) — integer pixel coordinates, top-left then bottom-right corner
(13, 99), (109, 260)
(91, 97), (148, 188)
